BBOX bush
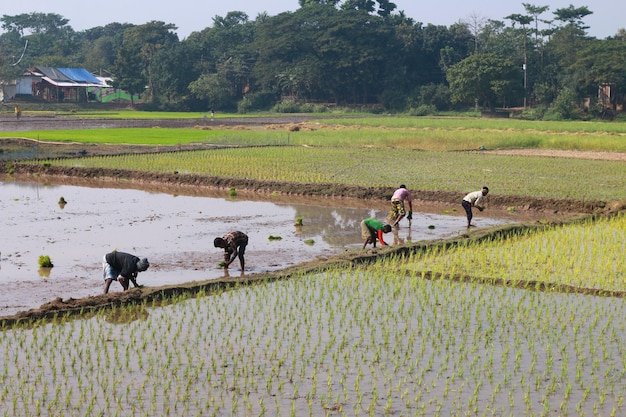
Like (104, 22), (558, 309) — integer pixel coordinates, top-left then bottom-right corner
(272, 99), (302, 113)
(417, 83), (451, 111)
(238, 92), (276, 113)
(271, 99), (330, 114)
(517, 106), (547, 120)
(409, 104), (437, 116)
(549, 87), (580, 120)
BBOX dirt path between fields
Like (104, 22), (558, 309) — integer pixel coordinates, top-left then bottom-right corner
(484, 148), (626, 162)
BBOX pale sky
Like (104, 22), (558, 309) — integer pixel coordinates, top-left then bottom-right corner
(0, 0), (622, 40)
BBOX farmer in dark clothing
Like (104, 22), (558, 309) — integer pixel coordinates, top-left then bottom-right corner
(214, 231), (249, 271)
(103, 251), (149, 294)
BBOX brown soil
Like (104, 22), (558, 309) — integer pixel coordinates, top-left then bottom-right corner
(1, 122), (625, 325)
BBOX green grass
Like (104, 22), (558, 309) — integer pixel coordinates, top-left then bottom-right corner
(3, 115), (626, 151)
(0, 127), (235, 145)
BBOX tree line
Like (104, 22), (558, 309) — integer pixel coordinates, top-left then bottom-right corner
(1, 2), (625, 119)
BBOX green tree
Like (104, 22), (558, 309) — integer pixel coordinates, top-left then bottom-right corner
(252, 6), (332, 101)
(447, 52), (522, 110)
(80, 23), (133, 74)
(568, 39), (626, 108)
(112, 21), (178, 104)
(522, 3), (550, 42)
(188, 72), (232, 109)
(552, 4), (592, 32)
(341, 0), (397, 17)
(151, 40), (198, 108)
(185, 12), (256, 110)
(0, 13), (79, 67)
(112, 42), (145, 106)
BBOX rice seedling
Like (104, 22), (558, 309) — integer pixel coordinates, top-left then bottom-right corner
(399, 213), (626, 292)
(4, 261), (624, 416)
(36, 146), (626, 201)
(37, 255), (53, 268)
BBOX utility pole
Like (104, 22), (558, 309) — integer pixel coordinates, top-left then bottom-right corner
(523, 23), (528, 109)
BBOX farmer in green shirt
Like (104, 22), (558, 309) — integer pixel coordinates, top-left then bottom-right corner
(360, 218), (392, 249)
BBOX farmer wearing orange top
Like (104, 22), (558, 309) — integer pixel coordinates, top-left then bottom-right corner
(361, 218), (392, 249)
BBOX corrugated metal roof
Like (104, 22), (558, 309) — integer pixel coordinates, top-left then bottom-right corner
(41, 76), (103, 87)
(58, 68), (102, 84)
(29, 66), (106, 87)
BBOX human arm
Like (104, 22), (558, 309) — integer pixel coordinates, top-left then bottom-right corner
(224, 247), (239, 267)
(128, 271), (140, 288)
(377, 230), (387, 246)
(474, 195), (485, 211)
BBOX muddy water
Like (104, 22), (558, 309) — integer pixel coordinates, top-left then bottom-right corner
(1, 180), (517, 316)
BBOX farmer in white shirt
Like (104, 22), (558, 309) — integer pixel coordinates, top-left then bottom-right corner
(461, 186), (489, 228)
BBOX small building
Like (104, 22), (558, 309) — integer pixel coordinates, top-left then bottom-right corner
(17, 66), (109, 102)
(598, 82), (616, 110)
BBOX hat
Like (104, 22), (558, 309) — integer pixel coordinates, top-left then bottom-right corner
(137, 258), (149, 272)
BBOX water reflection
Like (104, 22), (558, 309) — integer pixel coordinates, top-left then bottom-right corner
(104, 304), (150, 324)
(0, 180), (509, 286)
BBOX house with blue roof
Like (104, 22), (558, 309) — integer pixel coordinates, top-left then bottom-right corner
(14, 66), (110, 102)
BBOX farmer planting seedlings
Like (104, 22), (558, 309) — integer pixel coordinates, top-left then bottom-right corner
(360, 218), (392, 249)
(103, 251), (150, 294)
(389, 184), (413, 228)
(462, 186), (489, 228)
(214, 230), (249, 271)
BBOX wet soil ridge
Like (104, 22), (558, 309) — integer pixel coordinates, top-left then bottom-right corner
(0, 163), (607, 214)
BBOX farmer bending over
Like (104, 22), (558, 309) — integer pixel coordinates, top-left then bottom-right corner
(103, 251), (149, 294)
(214, 230), (249, 271)
(361, 218), (392, 249)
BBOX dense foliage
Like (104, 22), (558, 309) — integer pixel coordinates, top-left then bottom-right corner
(1, 3), (625, 116)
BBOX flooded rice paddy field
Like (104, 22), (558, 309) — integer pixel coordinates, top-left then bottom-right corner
(1, 179), (532, 316)
(2, 269), (624, 416)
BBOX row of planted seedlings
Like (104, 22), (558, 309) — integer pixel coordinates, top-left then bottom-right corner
(32, 146), (626, 202)
(396, 212), (626, 292)
(1, 212), (625, 417)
